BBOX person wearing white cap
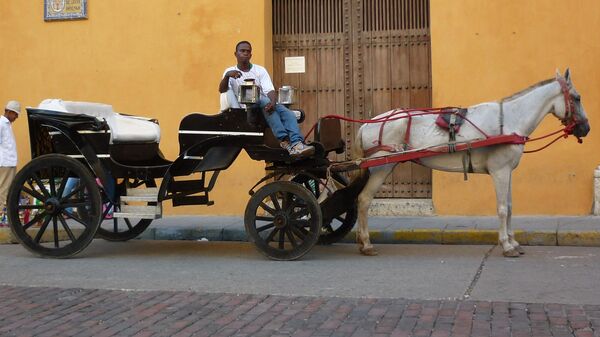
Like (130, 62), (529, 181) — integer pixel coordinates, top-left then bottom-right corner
(0, 100), (20, 226)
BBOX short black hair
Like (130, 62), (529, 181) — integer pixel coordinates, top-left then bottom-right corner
(235, 40), (252, 52)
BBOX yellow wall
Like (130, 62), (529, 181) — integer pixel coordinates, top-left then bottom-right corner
(3, 1), (598, 216)
(430, 0), (600, 214)
(0, 1), (272, 215)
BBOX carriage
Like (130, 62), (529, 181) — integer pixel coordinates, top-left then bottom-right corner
(7, 70), (589, 260)
(7, 94), (366, 261)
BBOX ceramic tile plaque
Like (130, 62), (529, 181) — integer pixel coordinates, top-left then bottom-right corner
(45, 0), (88, 21)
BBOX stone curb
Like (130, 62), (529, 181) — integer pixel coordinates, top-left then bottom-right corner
(2, 227), (600, 247)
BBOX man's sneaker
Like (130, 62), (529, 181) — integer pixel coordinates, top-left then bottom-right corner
(287, 142), (315, 158)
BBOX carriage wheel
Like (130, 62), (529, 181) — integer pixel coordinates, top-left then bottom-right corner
(7, 154), (102, 258)
(290, 172), (357, 245)
(96, 177), (156, 241)
(245, 181), (322, 261)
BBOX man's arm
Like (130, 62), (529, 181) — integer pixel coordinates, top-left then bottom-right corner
(264, 90), (277, 113)
(219, 70), (242, 93)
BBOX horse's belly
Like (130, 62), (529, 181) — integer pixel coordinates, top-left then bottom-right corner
(418, 151), (489, 173)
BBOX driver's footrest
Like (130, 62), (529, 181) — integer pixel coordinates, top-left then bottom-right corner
(113, 204), (162, 219)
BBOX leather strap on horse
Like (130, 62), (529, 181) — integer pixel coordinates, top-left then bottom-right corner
(499, 99), (505, 135)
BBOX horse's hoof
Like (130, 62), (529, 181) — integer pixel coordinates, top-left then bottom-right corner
(503, 248), (520, 258)
(515, 245), (525, 255)
(360, 247), (379, 256)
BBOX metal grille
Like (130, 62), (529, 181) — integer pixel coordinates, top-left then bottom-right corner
(273, 0), (344, 34)
(362, 0), (430, 31)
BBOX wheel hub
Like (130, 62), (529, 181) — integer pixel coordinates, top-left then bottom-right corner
(44, 198), (61, 215)
(273, 214), (288, 229)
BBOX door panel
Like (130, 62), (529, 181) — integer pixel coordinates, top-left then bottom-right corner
(273, 0), (432, 198)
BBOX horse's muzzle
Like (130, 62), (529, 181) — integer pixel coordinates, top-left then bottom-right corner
(573, 120), (590, 138)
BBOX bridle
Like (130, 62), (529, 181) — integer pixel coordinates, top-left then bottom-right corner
(557, 77), (578, 128)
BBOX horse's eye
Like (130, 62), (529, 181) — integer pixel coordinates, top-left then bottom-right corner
(573, 94), (581, 102)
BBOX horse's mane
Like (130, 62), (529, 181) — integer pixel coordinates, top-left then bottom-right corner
(501, 78), (556, 102)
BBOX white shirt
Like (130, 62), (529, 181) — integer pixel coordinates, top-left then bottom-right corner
(0, 116), (17, 167)
(223, 64), (275, 101)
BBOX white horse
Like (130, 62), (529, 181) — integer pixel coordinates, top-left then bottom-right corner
(351, 69), (590, 257)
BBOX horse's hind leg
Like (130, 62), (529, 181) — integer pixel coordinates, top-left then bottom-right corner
(490, 167), (520, 257)
(356, 165), (394, 256)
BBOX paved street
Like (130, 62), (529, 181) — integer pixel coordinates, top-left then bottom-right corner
(1, 241), (600, 336)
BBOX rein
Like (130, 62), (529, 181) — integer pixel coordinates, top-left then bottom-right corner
(305, 77), (581, 156)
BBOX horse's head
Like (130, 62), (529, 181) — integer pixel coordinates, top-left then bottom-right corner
(555, 69), (590, 139)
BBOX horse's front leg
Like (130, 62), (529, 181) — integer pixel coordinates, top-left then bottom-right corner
(356, 165), (394, 256)
(490, 167), (520, 257)
(506, 183), (524, 254)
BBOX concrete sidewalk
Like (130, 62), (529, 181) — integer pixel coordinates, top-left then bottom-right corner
(1, 215), (599, 246)
(138, 215), (600, 247)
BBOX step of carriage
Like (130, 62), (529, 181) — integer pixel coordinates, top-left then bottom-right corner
(113, 204), (162, 220)
(119, 187), (160, 202)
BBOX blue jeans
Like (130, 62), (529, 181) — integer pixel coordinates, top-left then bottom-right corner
(257, 96), (304, 144)
(224, 90), (305, 144)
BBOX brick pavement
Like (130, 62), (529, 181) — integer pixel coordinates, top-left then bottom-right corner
(0, 285), (599, 337)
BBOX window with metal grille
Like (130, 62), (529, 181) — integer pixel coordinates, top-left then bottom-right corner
(362, 0), (430, 31)
(273, 0), (344, 34)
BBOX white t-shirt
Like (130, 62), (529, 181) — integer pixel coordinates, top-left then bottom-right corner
(0, 116), (17, 167)
(222, 64), (275, 101)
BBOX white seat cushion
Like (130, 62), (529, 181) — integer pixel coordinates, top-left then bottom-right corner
(38, 99), (161, 144)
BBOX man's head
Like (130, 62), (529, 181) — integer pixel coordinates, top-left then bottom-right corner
(235, 41), (252, 66)
(4, 100), (20, 123)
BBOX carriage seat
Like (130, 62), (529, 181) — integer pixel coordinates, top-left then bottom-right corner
(37, 99), (161, 144)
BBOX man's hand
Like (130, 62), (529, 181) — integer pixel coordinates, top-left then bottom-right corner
(226, 70), (242, 79)
(264, 101), (275, 114)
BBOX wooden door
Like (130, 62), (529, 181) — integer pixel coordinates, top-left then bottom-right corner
(273, 0), (432, 198)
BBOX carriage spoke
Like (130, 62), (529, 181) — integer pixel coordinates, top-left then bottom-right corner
(23, 211), (48, 231)
(62, 200), (93, 208)
(335, 215), (346, 222)
(32, 173), (51, 198)
(60, 186), (86, 202)
(58, 215), (77, 242)
(286, 229), (298, 248)
(33, 215), (52, 243)
(290, 208), (309, 219)
(255, 216), (275, 222)
(22, 186), (46, 202)
(269, 194), (281, 211)
(258, 202), (277, 216)
(17, 204), (44, 210)
(290, 225), (307, 241)
(62, 211), (90, 228)
(49, 168), (57, 196)
(256, 223), (275, 232)
(278, 229), (285, 250)
(265, 228), (279, 244)
(291, 219), (310, 228)
(102, 203), (113, 219)
(55, 169), (70, 198)
(322, 223), (334, 233)
(52, 216), (59, 248)
(281, 192), (292, 209)
(123, 218), (133, 230)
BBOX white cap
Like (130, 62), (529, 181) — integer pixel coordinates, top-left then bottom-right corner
(5, 100), (21, 114)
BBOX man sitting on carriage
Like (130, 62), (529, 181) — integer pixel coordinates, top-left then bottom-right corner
(219, 40), (315, 158)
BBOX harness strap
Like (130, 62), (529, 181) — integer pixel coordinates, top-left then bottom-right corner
(499, 99), (505, 134)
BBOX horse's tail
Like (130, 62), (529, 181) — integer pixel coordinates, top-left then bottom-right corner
(349, 125), (368, 182)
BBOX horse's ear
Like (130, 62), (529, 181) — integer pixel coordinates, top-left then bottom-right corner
(556, 69), (562, 79)
(564, 68), (571, 83)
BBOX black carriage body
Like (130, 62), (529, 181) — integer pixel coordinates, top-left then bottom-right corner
(17, 105), (361, 260)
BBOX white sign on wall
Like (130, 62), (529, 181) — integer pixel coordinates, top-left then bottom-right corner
(284, 57), (306, 74)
